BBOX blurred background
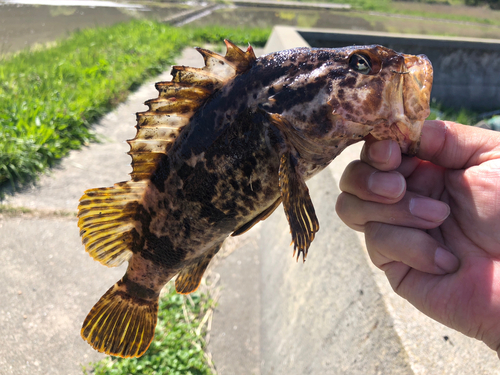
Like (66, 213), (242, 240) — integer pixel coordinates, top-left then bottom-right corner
(2, 0), (500, 56)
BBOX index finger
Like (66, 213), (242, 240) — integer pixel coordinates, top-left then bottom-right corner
(360, 135), (402, 171)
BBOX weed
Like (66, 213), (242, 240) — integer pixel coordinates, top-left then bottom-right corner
(0, 204), (33, 215)
(293, 0), (500, 26)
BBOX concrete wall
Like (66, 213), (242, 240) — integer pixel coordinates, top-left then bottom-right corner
(270, 26), (500, 112)
(258, 167), (414, 375)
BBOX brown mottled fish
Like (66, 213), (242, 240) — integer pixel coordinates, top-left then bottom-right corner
(78, 40), (433, 357)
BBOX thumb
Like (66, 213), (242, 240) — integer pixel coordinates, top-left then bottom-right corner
(417, 120), (500, 169)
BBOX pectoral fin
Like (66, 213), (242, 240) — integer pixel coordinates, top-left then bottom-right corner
(279, 151), (319, 262)
(264, 111), (321, 162)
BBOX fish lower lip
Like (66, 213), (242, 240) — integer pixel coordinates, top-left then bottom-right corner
(391, 121), (421, 156)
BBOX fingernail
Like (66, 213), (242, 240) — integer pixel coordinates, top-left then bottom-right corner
(409, 197), (450, 222)
(435, 247), (459, 273)
(368, 140), (395, 163)
(368, 171), (405, 199)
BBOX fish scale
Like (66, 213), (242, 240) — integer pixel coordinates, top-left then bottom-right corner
(77, 40), (433, 358)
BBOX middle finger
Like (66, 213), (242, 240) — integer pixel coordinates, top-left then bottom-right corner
(336, 191), (450, 232)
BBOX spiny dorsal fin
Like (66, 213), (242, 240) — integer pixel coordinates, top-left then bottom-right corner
(196, 40), (257, 77)
(78, 41), (257, 268)
(129, 39), (257, 182)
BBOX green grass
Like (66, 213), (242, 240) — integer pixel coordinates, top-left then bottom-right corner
(84, 285), (217, 375)
(379, 5), (499, 27)
(287, 0), (392, 10)
(189, 25), (271, 47)
(0, 204), (33, 215)
(428, 100), (479, 125)
(0, 21), (270, 188)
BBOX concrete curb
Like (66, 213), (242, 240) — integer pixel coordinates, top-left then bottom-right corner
(230, 0), (350, 10)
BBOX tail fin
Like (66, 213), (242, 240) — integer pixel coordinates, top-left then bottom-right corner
(81, 282), (159, 358)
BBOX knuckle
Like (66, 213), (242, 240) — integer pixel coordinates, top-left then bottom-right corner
(335, 193), (349, 218)
(339, 160), (361, 191)
(364, 221), (385, 243)
(335, 193), (364, 231)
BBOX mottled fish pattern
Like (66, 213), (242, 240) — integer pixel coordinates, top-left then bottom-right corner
(78, 40), (433, 357)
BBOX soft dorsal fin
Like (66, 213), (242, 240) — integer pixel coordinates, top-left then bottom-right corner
(78, 40), (257, 267)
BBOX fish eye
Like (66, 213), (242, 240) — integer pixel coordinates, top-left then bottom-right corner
(349, 54), (372, 75)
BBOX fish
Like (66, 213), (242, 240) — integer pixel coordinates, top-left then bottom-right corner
(77, 40), (433, 358)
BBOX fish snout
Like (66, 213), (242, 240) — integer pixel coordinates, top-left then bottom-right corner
(402, 54), (433, 121)
(392, 54), (433, 156)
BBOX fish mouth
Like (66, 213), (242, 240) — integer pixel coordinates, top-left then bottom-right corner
(390, 53), (433, 156)
(402, 54), (433, 121)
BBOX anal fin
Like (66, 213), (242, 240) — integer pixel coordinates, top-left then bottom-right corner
(175, 244), (221, 294)
(279, 151), (319, 262)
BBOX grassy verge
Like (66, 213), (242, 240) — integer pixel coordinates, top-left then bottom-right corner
(428, 101), (479, 125)
(83, 284), (217, 375)
(0, 21), (270, 188)
(0, 204), (76, 218)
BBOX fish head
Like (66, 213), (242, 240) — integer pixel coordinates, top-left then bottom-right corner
(328, 45), (433, 155)
(261, 45), (433, 164)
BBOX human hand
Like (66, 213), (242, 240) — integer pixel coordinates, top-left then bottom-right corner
(335, 120), (500, 355)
